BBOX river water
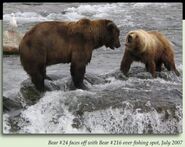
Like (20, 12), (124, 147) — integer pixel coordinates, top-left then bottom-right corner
(3, 3), (182, 134)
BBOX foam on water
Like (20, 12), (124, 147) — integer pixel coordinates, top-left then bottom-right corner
(66, 3), (119, 18)
(3, 3), (128, 24)
(133, 3), (170, 8)
(3, 99), (182, 134)
(3, 12), (50, 23)
(15, 89), (98, 134)
(3, 114), (11, 134)
(58, 3), (127, 21)
(92, 77), (126, 92)
(16, 91), (89, 134)
(63, 12), (84, 21)
(83, 102), (182, 134)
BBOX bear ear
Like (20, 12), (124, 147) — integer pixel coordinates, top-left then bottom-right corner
(107, 22), (114, 31)
(128, 34), (132, 38)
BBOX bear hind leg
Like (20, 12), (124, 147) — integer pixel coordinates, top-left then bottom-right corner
(156, 61), (162, 72)
(30, 72), (45, 92)
(163, 59), (180, 76)
(29, 64), (46, 92)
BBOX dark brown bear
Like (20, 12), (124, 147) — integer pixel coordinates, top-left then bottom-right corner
(120, 29), (180, 78)
(19, 18), (120, 91)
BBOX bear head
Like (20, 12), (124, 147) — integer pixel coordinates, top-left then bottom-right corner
(125, 30), (151, 53)
(104, 21), (121, 50)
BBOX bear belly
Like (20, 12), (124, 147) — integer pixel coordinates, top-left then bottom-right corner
(46, 49), (72, 66)
(130, 52), (142, 61)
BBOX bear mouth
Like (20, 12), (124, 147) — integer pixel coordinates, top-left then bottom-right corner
(110, 46), (115, 50)
(105, 44), (115, 50)
(125, 43), (129, 47)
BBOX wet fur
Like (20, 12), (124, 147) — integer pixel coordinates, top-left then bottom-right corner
(120, 29), (180, 77)
(19, 18), (120, 91)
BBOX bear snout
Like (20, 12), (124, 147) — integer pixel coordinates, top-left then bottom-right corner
(115, 42), (121, 48)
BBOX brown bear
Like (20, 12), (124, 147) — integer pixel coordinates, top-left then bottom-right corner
(120, 29), (180, 78)
(19, 18), (120, 91)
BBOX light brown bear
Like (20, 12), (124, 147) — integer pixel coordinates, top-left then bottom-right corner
(19, 18), (120, 91)
(120, 29), (180, 78)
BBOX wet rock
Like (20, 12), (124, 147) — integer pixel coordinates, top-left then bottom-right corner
(127, 66), (153, 79)
(46, 73), (107, 91)
(17, 73), (106, 105)
(85, 73), (107, 84)
(19, 79), (43, 105)
(64, 75), (182, 116)
(3, 96), (23, 112)
(72, 117), (83, 129)
(44, 80), (61, 91)
(103, 69), (128, 80)
(19, 77), (65, 105)
(8, 113), (30, 133)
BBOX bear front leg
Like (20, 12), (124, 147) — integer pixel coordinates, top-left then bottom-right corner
(163, 58), (180, 76)
(70, 53), (87, 90)
(120, 50), (133, 76)
(70, 62), (87, 90)
(145, 63), (149, 72)
(70, 48), (92, 90)
(147, 61), (157, 78)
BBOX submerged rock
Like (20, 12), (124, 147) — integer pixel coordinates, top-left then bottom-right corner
(3, 96), (23, 112)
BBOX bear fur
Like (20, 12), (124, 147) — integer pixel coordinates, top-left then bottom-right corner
(19, 18), (120, 91)
(120, 29), (180, 77)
